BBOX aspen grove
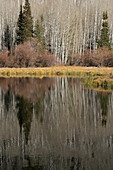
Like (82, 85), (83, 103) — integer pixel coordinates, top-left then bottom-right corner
(0, 0), (113, 65)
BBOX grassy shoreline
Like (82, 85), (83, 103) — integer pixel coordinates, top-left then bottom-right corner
(0, 66), (113, 89)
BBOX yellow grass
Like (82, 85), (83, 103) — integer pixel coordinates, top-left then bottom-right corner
(0, 66), (112, 81)
(0, 66), (113, 89)
(0, 66), (111, 73)
(0, 66), (112, 77)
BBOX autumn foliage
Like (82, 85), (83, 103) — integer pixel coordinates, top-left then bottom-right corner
(68, 47), (113, 67)
(0, 38), (56, 67)
(0, 41), (113, 67)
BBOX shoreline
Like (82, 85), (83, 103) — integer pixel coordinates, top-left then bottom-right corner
(0, 66), (112, 76)
(0, 66), (113, 89)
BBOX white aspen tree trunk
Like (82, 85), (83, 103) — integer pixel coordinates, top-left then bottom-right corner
(61, 31), (65, 64)
(0, 15), (2, 50)
(64, 5), (71, 64)
(93, 7), (97, 50)
(83, 2), (87, 55)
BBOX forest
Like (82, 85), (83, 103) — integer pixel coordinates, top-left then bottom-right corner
(0, 0), (113, 67)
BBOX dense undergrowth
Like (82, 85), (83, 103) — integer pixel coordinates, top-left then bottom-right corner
(68, 47), (113, 67)
(0, 39), (113, 68)
(0, 38), (56, 68)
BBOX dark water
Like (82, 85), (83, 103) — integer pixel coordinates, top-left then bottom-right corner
(0, 77), (113, 170)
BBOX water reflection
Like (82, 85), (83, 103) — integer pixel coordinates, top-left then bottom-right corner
(17, 96), (33, 144)
(97, 92), (111, 127)
(0, 77), (113, 169)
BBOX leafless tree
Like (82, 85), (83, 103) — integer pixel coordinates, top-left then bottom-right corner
(1, 0), (113, 64)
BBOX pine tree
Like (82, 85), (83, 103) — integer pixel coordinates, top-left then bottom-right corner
(22, 0), (33, 41)
(34, 19), (41, 41)
(16, 5), (24, 44)
(16, 0), (33, 44)
(34, 15), (45, 46)
(97, 11), (111, 48)
(4, 25), (12, 50)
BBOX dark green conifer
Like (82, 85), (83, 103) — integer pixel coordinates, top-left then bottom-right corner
(4, 25), (12, 50)
(34, 15), (45, 46)
(16, 0), (33, 44)
(16, 5), (24, 44)
(34, 19), (41, 41)
(97, 11), (111, 48)
(22, 0), (33, 41)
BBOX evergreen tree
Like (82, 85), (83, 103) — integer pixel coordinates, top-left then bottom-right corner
(4, 25), (12, 50)
(97, 11), (111, 48)
(16, 0), (33, 44)
(16, 5), (24, 44)
(22, 0), (33, 41)
(34, 15), (45, 46)
(34, 19), (41, 41)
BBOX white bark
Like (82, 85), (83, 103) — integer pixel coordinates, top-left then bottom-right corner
(1, 0), (113, 63)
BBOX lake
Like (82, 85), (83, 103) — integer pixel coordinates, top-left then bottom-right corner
(0, 77), (113, 170)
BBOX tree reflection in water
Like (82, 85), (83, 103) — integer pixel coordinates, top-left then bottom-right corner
(96, 92), (111, 127)
(0, 77), (112, 169)
(16, 96), (33, 144)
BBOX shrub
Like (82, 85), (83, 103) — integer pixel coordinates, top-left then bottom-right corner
(68, 47), (113, 67)
(0, 38), (56, 68)
(13, 38), (56, 67)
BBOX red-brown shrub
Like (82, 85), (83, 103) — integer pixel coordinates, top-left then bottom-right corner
(0, 38), (56, 68)
(68, 47), (113, 67)
(1, 42), (113, 67)
(12, 38), (56, 67)
(0, 52), (9, 67)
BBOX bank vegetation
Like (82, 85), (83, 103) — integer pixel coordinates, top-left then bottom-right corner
(0, 0), (113, 67)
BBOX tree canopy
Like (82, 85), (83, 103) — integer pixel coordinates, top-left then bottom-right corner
(16, 0), (33, 44)
(97, 11), (111, 49)
(34, 15), (45, 46)
(16, 5), (24, 44)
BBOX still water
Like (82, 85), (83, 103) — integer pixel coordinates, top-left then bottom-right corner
(0, 77), (113, 170)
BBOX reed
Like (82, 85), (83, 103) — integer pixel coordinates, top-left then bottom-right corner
(0, 66), (113, 89)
